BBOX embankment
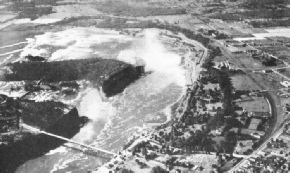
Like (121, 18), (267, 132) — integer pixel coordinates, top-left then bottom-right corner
(0, 106), (87, 173)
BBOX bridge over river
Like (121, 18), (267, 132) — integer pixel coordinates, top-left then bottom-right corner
(22, 124), (116, 160)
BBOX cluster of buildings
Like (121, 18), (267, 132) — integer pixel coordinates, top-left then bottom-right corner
(244, 155), (290, 172)
(222, 40), (260, 54)
(235, 122), (290, 172)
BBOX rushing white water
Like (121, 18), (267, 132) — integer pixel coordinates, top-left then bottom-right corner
(19, 28), (134, 61)
(117, 29), (185, 87)
(74, 89), (111, 144)
(14, 28), (190, 173)
(0, 41), (28, 49)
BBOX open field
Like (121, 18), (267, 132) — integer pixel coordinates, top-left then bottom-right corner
(238, 97), (269, 113)
(235, 28), (290, 41)
(237, 56), (265, 70)
(279, 69), (290, 79)
(209, 19), (253, 38)
(0, 14), (17, 23)
(231, 75), (260, 91)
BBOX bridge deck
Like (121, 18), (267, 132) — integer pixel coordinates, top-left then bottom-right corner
(22, 124), (115, 158)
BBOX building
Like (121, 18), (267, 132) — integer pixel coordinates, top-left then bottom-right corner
(249, 112), (271, 119)
(280, 81), (290, 88)
(233, 140), (254, 157)
(248, 118), (262, 130)
(241, 129), (265, 138)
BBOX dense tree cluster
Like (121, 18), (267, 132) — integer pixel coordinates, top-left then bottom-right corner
(119, 168), (134, 173)
(150, 166), (168, 173)
(203, 68), (235, 131)
(5, 58), (130, 82)
(202, 46), (222, 69)
(250, 18), (290, 28)
(243, 0), (286, 9)
(4, 58), (143, 97)
(217, 69), (234, 118)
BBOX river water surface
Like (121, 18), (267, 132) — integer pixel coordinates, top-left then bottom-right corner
(8, 28), (187, 173)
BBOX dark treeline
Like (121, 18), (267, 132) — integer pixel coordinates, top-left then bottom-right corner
(20, 100), (68, 130)
(4, 58), (129, 83)
(0, 108), (86, 173)
(250, 18), (290, 28)
(217, 69), (234, 118)
(4, 58), (143, 97)
(202, 46), (222, 69)
(240, 9), (290, 19)
(206, 68), (234, 130)
(32, 16), (212, 48)
(72, 18), (212, 47)
(243, 0), (287, 9)
(212, 9), (290, 21)
(142, 22), (211, 47)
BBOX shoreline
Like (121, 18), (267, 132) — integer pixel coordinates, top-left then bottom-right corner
(93, 30), (209, 172)
(157, 32), (208, 129)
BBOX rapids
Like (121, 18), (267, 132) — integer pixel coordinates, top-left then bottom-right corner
(9, 28), (189, 173)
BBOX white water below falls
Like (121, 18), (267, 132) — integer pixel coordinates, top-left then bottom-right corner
(16, 72), (183, 173)
(13, 28), (188, 173)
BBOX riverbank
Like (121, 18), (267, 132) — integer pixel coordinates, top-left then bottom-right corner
(93, 31), (210, 172)
(0, 106), (87, 173)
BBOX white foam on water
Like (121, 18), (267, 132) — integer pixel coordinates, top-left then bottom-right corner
(74, 89), (111, 143)
(0, 81), (27, 97)
(19, 28), (134, 61)
(46, 146), (67, 156)
(0, 49), (24, 57)
(18, 28), (185, 88)
(14, 28), (188, 172)
(0, 54), (13, 64)
(117, 29), (185, 87)
(14, 18), (62, 24)
(0, 42), (28, 49)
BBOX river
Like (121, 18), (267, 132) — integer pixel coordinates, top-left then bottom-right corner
(4, 28), (190, 173)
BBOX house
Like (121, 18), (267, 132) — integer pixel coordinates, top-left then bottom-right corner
(216, 126), (226, 136)
(241, 129), (265, 138)
(248, 118), (262, 130)
(263, 69), (273, 73)
(280, 81), (290, 88)
(249, 112), (271, 119)
(251, 132), (263, 139)
(284, 104), (290, 112)
(233, 140), (254, 156)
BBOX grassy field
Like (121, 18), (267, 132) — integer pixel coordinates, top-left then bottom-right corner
(91, 1), (186, 17)
(238, 97), (270, 113)
(231, 75), (260, 90)
(280, 69), (290, 79)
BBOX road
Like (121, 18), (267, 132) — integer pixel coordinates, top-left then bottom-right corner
(215, 39), (284, 131)
(229, 125), (285, 173)
(213, 39), (288, 173)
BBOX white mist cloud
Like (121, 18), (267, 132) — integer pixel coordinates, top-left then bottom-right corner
(74, 89), (111, 143)
(117, 29), (185, 87)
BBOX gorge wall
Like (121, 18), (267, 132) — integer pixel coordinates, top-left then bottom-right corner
(0, 107), (87, 173)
